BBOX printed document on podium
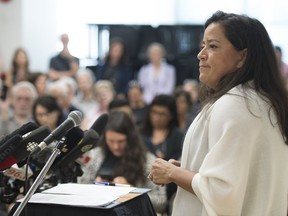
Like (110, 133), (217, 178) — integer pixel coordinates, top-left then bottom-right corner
(21, 183), (136, 207)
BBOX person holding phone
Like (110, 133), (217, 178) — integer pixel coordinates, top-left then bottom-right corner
(78, 111), (166, 213)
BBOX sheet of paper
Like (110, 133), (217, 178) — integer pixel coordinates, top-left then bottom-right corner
(21, 183), (136, 207)
(27, 193), (117, 207)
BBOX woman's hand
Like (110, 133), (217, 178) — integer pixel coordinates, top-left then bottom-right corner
(95, 176), (108, 182)
(113, 176), (129, 185)
(149, 158), (178, 185)
(149, 158), (196, 194)
(168, 159), (181, 167)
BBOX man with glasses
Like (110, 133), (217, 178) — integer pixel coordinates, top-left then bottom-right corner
(0, 81), (38, 137)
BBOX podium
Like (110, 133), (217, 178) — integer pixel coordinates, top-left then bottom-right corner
(8, 183), (157, 216)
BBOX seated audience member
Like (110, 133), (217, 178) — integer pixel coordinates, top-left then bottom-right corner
(182, 79), (200, 104)
(74, 68), (98, 114)
(6, 48), (31, 88)
(0, 81), (37, 137)
(47, 78), (81, 117)
(140, 94), (184, 213)
(81, 80), (115, 130)
(78, 111), (166, 213)
(138, 43), (176, 104)
(28, 72), (49, 96)
(174, 88), (195, 132)
(108, 98), (134, 117)
(127, 80), (147, 128)
(32, 95), (65, 130)
(182, 79), (201, 119)
(95, 37), (133, 98)
(48, 33), (79, 81)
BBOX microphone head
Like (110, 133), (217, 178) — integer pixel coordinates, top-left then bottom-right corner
(0, 135), (23, 170)
(90, 113), (109, 136)
(51, 127), (84, 166)
(68, 111), (83, 127)
(0, 122), (38, 148)
(15, 126), (51, 162)
(56, 129), (100, 168)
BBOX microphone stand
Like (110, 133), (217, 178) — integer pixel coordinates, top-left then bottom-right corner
(12, 139), (66, 216)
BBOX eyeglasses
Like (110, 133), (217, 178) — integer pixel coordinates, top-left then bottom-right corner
(14, 96), (32, 102)
(150, 110), (169, 118)
(35, 112), (52, 118)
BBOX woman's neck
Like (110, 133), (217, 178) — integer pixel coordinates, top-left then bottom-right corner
(130, 100), (145, 109)
(151, 128), (168, 145)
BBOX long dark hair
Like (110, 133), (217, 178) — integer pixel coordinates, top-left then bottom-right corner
(141, 94), (179, 136)
(98, 111), (146, 185)
(12, 48), (29, 70)
(105, 37), (128, 65)
(199, 11), (288, 144)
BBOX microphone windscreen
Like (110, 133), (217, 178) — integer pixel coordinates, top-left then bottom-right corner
(14, 126), (51, 162)
(90, 113), (109, 136)
(0, 122), (38, 147)
(52, 127), (84, 166)
(56, 129), (99, 168)
(0, 135), (23, 170)
(68, 111), (83, 127)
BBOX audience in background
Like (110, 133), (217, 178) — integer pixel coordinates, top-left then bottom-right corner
(28, 72), (48, 96)
(73, 69), (98, 115)
(138, 43), (176, 104)
(78, 111), (166, 213)
(80, 80), (115, 130)
(140, 94), (184, 213)
(0, 81), (37, 137)
(95, 37), (133, 98)
(6, 48), (31, 88)
(48, 34), (79, 81)
(127, 80), (147, 128)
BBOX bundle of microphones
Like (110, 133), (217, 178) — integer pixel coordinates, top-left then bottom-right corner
(0, 111), (108, 204)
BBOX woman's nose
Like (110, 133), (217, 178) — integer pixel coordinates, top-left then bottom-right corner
(197, 48), (207, 60)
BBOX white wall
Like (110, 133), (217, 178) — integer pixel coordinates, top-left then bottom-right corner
(0, 0), (22, 71)
(22, 0), (57, 72)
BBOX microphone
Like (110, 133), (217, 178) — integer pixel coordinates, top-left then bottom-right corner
(49, 127), (84, 168)
(90, 113), (109, 135)
(51, 113), (108, 170)
(15, 126), (51, 164)
(54, 129), (99, 169)
(0, 135), (23, 170)
(0, 122), (38, 147)
(0, 126), (51, 171)
(31, 111), (83, 156)
(75, 113), (109, 166)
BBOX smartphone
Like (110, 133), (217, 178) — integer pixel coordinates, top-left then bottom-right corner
(0, 84), (8, 101)
(0, 73), (7, 101)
